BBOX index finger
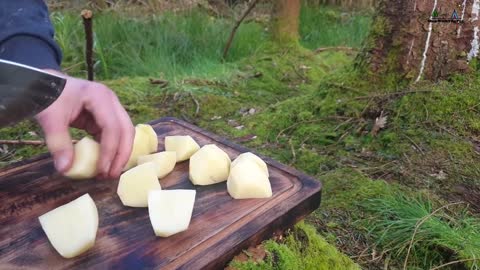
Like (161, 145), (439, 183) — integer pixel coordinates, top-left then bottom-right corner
(85, 86), (121, 176)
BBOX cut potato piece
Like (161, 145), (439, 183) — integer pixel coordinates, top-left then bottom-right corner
(165, 136), (200, 162)
(231, 152), (269, 177)
(137, 151), (176, 178)
(227, 160), (272, 199)
(136, 124), (158, 153)
(148, 189), (196, 237)
(189, 144), (231, 185)
(124, 124), (158, 171)
(65, 137), (100, 179)
(117, 162), (161, 207)
(38, 194), (98, 258)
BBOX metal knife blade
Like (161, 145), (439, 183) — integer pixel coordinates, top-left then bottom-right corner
(0, 59), (66, 127)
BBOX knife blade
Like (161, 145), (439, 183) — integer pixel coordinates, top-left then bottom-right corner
(0, 59), (66, 127)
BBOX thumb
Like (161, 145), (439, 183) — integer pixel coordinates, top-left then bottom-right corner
(40, 122), (74, 173)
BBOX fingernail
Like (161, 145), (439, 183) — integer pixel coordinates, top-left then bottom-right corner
(54, 155), (69, 172)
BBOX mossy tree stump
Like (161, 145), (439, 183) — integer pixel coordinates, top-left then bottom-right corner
(358, 0), (480, 83)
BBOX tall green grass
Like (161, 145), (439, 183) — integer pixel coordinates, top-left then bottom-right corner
(363, 193), (480, 269)
(53, 10), (267, 80)
(52, 6), (372, 81)
(300, 6), (372, 50)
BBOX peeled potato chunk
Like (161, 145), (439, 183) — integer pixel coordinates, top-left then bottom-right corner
(137, 151), (176, 178)
(64, 137), (100, 179)
(189, 144), (231, 185)
(165, 136), (200, 162)
(38, 194), (98, 258)
(227, 159), (272, 199)
(117, 162), (161, 207)
(124, 124), (158, 171)
(148, 189), (196, 237)
(136, 124), (158, 153)
(231, 152), (269, 177)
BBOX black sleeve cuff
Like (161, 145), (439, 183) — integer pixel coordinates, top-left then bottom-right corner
(0, 35), (61, 70)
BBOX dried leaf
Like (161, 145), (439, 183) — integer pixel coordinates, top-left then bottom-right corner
(371, 111), (388, 137)
(245, 244), (266, 262)
(429, 170), (447, 180)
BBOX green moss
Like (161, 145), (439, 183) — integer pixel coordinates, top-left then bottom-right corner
(231, 222), (360, 270)
(320, 169), (393, 209)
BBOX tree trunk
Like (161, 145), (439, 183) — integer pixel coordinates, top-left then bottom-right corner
(357, 0), (478, 83)
(271, 0), (301, 44)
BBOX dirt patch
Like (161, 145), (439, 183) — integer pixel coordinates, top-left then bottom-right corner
(449, 184), (480, 213)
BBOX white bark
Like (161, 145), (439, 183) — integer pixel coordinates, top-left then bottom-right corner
(472, 0), (480, 21)
(457, 0), (468, 37)
(415, 0), (437, 82)
(468, 26), (480, 61)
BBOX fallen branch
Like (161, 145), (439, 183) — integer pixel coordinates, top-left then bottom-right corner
(326, 82), (363, 93)
(430, 258), (480, 270)
(222, 0), (260, 60)
(403, 134), (424, 154)
(288, 138), (296, 166)
(81, 9), (94, 81)
(314, 46), (358, 54)
(354, 90), (436, 100)
(149, 78), (169, 88)
(189, 92), (200, 116)
(0, 139), (79, 146)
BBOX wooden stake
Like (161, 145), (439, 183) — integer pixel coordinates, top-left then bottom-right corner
(81, 9), (94, 81)
(222, 0), (260, 60)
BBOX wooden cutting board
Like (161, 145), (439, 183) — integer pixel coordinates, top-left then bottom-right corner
(0, 117), (322, 269)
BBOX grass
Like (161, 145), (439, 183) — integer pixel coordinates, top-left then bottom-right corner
(53, 9), (268, 80)
(52, 5), (371, 81)
(363, 193), (480, 269)
(300, 5), (372, 50)
(229, 222), (360, 270)
(3, 4), (480, 270)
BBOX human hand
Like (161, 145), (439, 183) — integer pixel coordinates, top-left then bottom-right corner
(35, 71), (134, 179)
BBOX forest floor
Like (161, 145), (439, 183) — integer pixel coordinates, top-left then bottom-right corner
(3, 4), (480, 270)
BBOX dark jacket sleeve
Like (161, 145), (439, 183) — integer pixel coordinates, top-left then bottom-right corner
(0, 0), (62, 70)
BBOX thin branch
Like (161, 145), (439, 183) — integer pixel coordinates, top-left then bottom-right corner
(288, 138), (296, 166)
(314, 46), (358, 54)
(354, 90), (436, 100)
(81, 9), (94, 81)
(189, 92), (200, 116)
(430, 258), (480, 270)
(0, 139), (79, 146)
(403, 202), (465, 270)
(222, 0), (260, 60)
(403, 134), (424, 154)
(149, 78), (169, 88)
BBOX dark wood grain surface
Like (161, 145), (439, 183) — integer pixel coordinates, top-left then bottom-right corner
(0, 117), (322, 270)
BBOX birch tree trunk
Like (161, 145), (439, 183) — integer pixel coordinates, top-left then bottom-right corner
(357, 0), (479, 83)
